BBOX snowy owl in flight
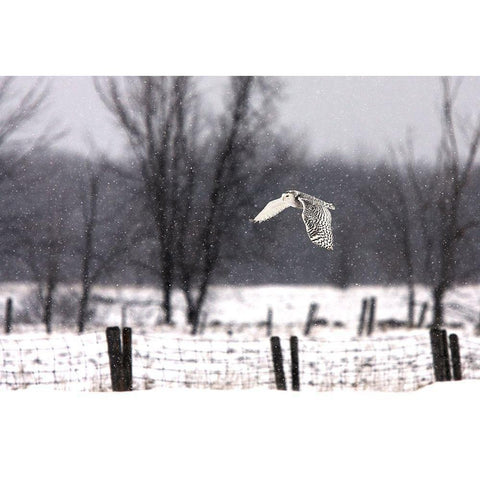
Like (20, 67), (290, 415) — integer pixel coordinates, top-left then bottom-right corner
(251, 190), (335, 250)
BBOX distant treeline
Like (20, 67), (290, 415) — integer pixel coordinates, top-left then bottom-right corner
(1, 146), (479, 287)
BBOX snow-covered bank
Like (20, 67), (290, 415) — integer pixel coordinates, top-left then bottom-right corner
(1, 381), (478, 480)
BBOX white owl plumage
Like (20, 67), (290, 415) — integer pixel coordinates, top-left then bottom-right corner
(251, 190), (335, 250)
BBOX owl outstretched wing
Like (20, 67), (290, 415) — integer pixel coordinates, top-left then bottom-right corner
(251, 198), (290, 223)
(298, 198), (334, 250)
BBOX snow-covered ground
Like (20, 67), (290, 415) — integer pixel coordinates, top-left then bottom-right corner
(1, 282), (480, 392)
(1, 283), (479, 478)
(1, 381), (478, 480)
(2, 282), (480, 336)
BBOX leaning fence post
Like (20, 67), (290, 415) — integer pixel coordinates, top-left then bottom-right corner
(270, 336), (287, 390)
(357, 298), (368, 336)
(4, 297), (12, 334)
(417, 302), (428, 328)
(449, 333), (462, 381)
(366, 297), (376, 336)
(290, 336), (300, 391)
(304, 303), (318, 336)
(122, 327), (133, 391)
(106, 327), (124, 391)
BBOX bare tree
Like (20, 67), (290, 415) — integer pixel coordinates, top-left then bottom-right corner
(177, 77), (279, 332)
(76, 156), (142, 333)
(0, 77), (64, 268)
(358, 136), (435, 327)
(96, 76), (278, 328)
(95, 76), (202, 324)
(21, 187), (73, 333)
(366, 78), (480, 329)
(429, 77), (480, 328)
(0, 77), (62, 175)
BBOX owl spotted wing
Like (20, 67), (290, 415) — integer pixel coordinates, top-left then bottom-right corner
(298, 198), (334, 250)
(251, 198), (290, 223)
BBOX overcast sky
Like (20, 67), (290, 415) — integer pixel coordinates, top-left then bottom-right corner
(45, 76), (480, 161)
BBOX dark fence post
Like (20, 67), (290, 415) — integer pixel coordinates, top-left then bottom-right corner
(122, 327), (133, 391)
(441, 329), (452, 381)
(4, 298), (12, 334)
(304, 303), (318, 336)
(449, 333), (462, 381)
(417, 302), (428, 328)
(266, 308), (273, 337)
(106, 327), (123, 391)
(290, 336), (300, 391)
(366, 297), (376, 336)
(357, 298), (368, 336)
(106, 326), (133, 391)
(270, 336), (286, 390)
(430, 328), (452, 382)
(430, 328), (443, 381)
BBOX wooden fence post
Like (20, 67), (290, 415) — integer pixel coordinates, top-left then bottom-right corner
(357, 298), (368, 336)
(430, 328), (451, 382)
(290, 336), (300, 391)
(4, 298), (12, 334)
(106, 327), (123, 391)
(106, 326), (133, 391)
(441, 329), (452, 381)
(417, 302), (428, 328)
(270, 336), (286, 390)
(122, 327), (133, 391)
(304, 303), (318, 336)
(366, 297), (376, 336)
(266, 308), (273, 337)
(449, 333), (462, 381)
(430, 328), (442, 381)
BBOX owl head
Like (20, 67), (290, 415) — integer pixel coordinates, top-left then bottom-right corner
(282, 190), (302, 208)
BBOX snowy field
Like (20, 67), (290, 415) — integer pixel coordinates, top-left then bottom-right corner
(1, 381), (479, 480)
(1, 283), (480, 392)
(1, 283), (479, 479)
(1, 282), (479, 336)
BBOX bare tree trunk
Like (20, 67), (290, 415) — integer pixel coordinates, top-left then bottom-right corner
(187, 295), (201, 335)
(432, 283), (446, 329)
(161, 250), (174, 325)
(77, 164), (98, 334)
(77, 282), (90, 334)
(75, 157), (141, 332)
(407, 280), (415, 329)
(429, 77), (480, 327)
(42, 278), (56, 334)
(185, 78), (256, 333)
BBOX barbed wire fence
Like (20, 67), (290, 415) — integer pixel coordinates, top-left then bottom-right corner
(0, 333), (111, 391)
(1, 328), (479, 392)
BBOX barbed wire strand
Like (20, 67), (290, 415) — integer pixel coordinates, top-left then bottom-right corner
(0, 330), (476, 392)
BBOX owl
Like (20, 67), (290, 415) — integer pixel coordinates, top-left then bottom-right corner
(251, 190), (335, 250)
